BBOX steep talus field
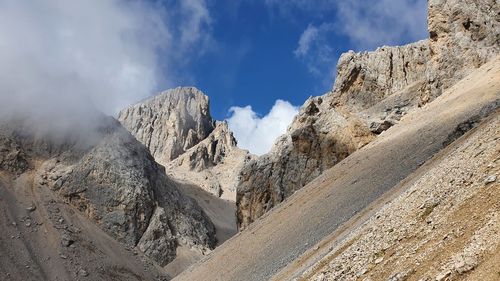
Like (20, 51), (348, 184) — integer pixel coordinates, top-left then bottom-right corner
(174, 54), (500, 281)
(296, 112), (500, 281)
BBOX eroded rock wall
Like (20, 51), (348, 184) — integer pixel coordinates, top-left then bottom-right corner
(166, 121), (253, 200)
(118, 87), (215, 166)
(428, 0), (500, 95)
(237, 40), (432, 229)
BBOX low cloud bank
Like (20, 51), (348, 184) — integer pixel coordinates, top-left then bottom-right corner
(0, 0), (211, 138)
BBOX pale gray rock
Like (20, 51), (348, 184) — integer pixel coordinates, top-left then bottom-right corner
(118, 87), (215, 166)
(428, 0), (500, 97)
(120, 88), (252, 201)
(166, 121), (253, 200)
(236, 41), (431, 229)
(333, 40), (430, 111)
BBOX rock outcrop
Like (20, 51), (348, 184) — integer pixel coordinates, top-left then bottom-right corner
(119, 87), (252, 200)
(118, 87), (215, 166)
(333, 40), (430, 111)
(0, 116), (216, 267)
(428, 0), (500, 95)
(236, 41), (431, 229)
(236, 0), (500, 229)
(166, 121), (253, 200)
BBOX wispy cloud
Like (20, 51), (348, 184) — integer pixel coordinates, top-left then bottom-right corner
(335, 0), (428, 50)
(294, 24), (319, 57)
(294, 23), (336, 84)
(227, 100), (299, 155)
(282, 0), (427, 87)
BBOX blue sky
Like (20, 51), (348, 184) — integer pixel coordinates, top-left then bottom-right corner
(153, 0), (429, 154)
(0, 0), (428, 155)
(163, 0), (429, 120)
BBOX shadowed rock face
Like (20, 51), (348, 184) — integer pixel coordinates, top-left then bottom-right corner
(0, 116), (216, 267)
(236, 0), (500, 229)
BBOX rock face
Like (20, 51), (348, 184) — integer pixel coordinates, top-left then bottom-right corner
(236, 0), (500, 229)
(119, 87), (252, 200)
(166, 121), (253, 200)
(428, 0), (500, 95)
(333, 40), (430, 111)
(118, 87), (215, 166)
(1, 116), (216, 267)
(236, 41), (431, 229)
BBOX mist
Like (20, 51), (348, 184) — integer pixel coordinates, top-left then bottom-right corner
(0, 0), (211, 140)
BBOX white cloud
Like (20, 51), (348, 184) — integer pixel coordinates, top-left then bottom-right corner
(294, 24), (319, 57)
(227, 100), (299, 156)
(335, 0), (428, 50)
(294, 23), (337, 87)
(179, 0), (212, 48)
(0, 0), (212, 137)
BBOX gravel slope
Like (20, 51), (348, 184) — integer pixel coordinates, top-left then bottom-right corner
(0, 169), (166, 281)
(300, 111), (499, 281)
(174, 56), (500, 281)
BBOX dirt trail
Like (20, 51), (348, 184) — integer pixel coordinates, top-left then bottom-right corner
(0, 167), (166, 281)
(174, 57), (500, 281)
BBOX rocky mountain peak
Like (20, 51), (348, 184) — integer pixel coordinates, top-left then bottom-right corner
(118, 86), (215, 166)
(119, 88), (253, 200)
(166, 120), (253, 200)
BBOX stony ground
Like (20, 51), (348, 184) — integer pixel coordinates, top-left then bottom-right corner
(0, 167), (167, 281)
(301, 114), (499, 281)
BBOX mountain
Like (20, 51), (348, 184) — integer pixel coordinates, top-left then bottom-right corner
(235, 0), (500, 229)
(118, 86), (253, 276)
(118, 87), (253, 201)
(175, 48), (500, 281)
(1, 0), (498, 280)
(0, 115), (216, 280)
(175, 0), (500, 280)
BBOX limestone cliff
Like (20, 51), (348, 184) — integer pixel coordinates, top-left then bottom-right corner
(166, 121), (253, 200)
(118, 87), (215, 166)
(428, 0), (500, 96)
(237, 41), (431, 229)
